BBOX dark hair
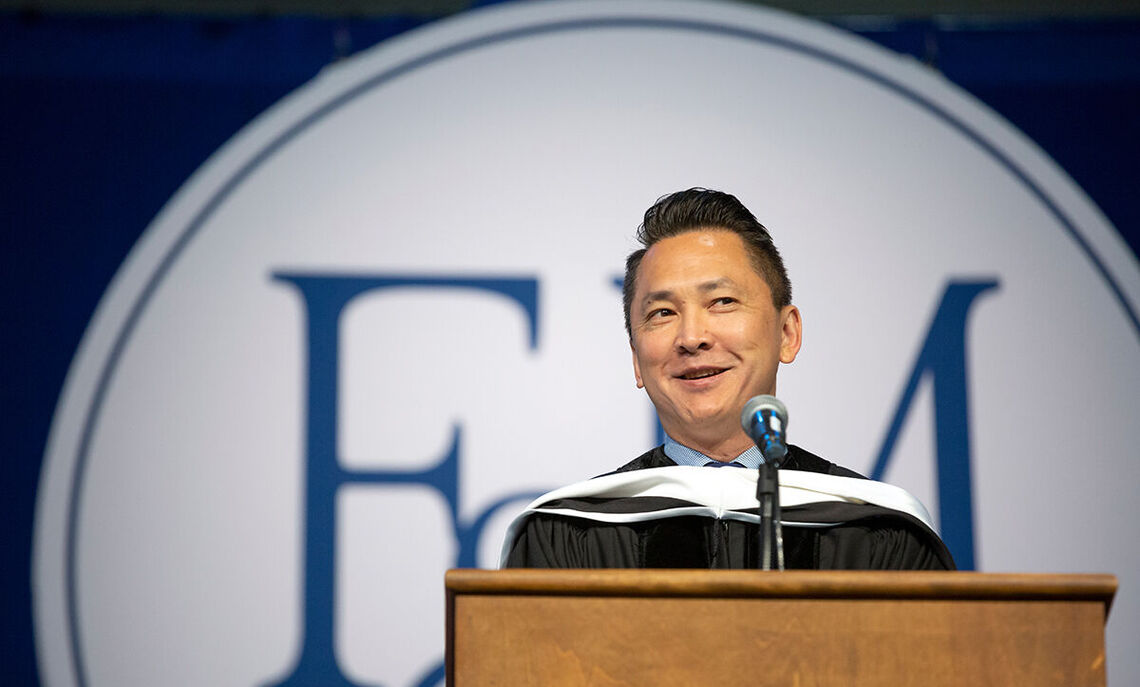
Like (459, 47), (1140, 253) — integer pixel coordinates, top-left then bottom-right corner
(622, 188), (792, 337)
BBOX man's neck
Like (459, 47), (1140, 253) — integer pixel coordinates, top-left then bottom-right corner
(666, 428), (755, 463)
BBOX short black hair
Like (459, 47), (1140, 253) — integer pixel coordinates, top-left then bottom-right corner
(622, 188), (792, 337)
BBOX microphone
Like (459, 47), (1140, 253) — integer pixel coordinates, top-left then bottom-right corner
(740, 395), (788, 466)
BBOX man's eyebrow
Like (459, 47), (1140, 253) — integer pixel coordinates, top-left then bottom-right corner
(699, 278), (737, 292)
(641, 279), (738, 306)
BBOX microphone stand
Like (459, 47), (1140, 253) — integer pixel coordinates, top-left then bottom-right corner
(756, 457), (784, 571)
(741, 396), (790, 571)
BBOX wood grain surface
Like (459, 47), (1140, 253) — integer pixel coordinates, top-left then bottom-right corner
(446, 570), (1115, 687)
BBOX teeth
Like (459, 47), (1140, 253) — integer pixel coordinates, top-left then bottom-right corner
(684, 369), (721, 379)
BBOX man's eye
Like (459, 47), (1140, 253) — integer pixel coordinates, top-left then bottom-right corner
(648, 308), (674, 319)
(713, 297), (736, 306)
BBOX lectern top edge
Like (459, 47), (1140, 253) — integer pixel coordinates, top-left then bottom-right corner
(445, 569), (1118, 614)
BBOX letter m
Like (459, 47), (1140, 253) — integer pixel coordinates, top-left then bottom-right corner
(870, 279), (999, 571)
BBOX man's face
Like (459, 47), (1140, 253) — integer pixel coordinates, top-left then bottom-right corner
(630, 230), (801, 447)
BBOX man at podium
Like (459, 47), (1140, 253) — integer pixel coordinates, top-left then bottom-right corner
(503, 189), (954, 571)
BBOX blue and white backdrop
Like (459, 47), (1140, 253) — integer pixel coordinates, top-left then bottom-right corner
(21, 1), (1140, 685)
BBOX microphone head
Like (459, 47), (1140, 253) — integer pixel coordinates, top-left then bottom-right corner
(741, 395), (789, 466)
(740, 395), (788, 433)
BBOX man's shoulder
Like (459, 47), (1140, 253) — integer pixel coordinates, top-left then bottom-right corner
(608, 443), (866, 478)
(610, 445), (674, 473)
(785, 444), (866, 479)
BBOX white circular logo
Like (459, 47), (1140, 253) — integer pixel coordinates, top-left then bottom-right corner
(34, 2), (1140, 685)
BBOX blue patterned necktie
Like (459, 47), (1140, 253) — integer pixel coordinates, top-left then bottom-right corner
(704, 461), (746, 468)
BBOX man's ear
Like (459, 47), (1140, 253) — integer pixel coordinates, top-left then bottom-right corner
(631, 339), (644, 389)
(779, 305), (802, 364)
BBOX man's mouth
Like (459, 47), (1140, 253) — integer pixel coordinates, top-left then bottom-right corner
(676, 367), (728, 380)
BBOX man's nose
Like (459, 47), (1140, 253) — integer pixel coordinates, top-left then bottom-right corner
(675, 312), (711, 353)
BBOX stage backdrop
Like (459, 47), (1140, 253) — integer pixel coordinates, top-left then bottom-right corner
(31, 1), (1140, 685)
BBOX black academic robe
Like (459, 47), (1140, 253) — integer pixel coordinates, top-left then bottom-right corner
(503, 445), (955, 570)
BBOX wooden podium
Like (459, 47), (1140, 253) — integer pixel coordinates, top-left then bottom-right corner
(446, 569), (1116, 686)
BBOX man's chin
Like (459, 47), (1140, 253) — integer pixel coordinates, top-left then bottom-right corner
(668, 407), (739, 434)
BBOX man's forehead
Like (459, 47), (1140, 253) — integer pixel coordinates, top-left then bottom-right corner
(640, 229), (748, 264)
(634, 231), (757, 294)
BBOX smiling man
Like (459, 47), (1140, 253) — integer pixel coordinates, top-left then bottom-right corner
(629, 226), (799, 464)
(502, 189), (954, 570)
